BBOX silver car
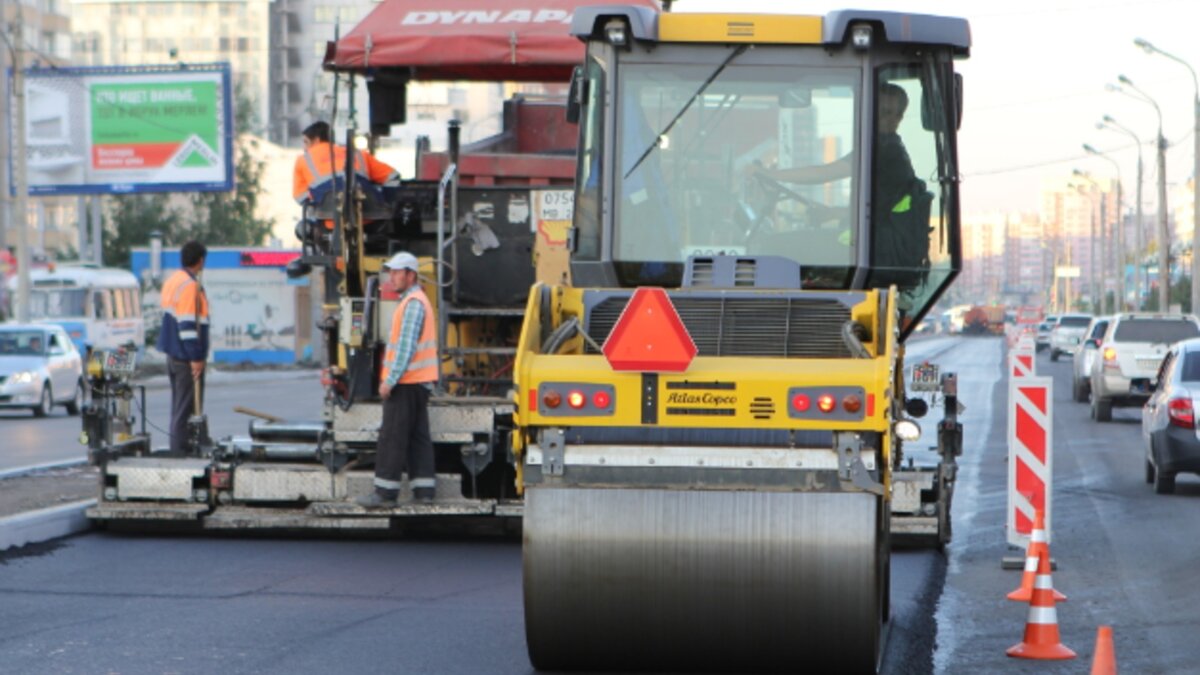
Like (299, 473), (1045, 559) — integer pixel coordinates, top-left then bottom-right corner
(1090, 314), (1200, 422)
(0, 325), (85, 417)
(1035, 315), (1058, 352)
(1141, 338), (1200, 494)
(1072, 316), (1111, 402)
(1049, 313), (1092, 361)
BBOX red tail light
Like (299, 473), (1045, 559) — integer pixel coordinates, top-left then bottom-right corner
(1168, 396), (1195, 429)
(791, 393), (811, 412)
(592, 390), (611, 408)
(842, 394), (862, 414)
(543, 390), (562, 409)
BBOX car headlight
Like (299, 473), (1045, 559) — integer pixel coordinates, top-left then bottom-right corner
(10, 371), (37, 384)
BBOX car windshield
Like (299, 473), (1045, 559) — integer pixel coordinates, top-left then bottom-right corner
(1113, 319), (1200, 344)
(1058, 317), (1091, 328)
(0, 331), (46, 356)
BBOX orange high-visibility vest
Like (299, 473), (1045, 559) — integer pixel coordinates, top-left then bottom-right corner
(381, 288), (439, 385)
(157, 269), (210, 362)
(292, 141), (397, 203)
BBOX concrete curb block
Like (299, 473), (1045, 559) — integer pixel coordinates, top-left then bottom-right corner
(0, 458), (89, 481)
(0, 499), (96, 552)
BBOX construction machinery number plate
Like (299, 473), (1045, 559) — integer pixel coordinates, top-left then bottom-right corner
(911, 363), (940, 392)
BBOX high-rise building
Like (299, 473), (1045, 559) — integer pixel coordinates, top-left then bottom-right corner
(1001, 211), (1046, 305)
(1040, 176), (1119, 311)
(2, 0), (80, 257)
(267, 0), (546, 152)
(960, 212), (1007, 305)
(71, 0), (272, 129)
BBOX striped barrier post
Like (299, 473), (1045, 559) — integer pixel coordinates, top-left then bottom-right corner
(1011, 347), (1035, 379)
(1007, 375), (1053, 548)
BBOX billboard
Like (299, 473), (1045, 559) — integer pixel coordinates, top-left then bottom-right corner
(11, 63), (234, 196)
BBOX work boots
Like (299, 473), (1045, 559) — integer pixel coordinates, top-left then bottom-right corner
(355, 490), (398, 509)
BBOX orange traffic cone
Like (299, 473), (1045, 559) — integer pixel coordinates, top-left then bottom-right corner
(1008, 509), (1066, 602)
(1090, 625), (1117, 675)
(1007, 548), (1076, 660)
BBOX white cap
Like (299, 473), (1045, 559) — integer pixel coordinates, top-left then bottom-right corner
(382, 251), (419, 272)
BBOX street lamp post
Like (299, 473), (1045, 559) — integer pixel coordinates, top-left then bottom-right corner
(1099, 116), (1144, 310)
(1115, 75), (1170, 311)
(1082, 146), (1124, 311)
(1136, 38), (1200, 314)
(5, 9), (30, 323)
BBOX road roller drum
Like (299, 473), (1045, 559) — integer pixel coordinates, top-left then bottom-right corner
(524, 487), (887, 673)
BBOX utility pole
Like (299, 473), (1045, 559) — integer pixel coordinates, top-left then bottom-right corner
(11, 6), (30, 323)
(1157, 131), (1170, 312)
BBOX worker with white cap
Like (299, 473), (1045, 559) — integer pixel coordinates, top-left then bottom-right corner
(357, 251), (440, 507)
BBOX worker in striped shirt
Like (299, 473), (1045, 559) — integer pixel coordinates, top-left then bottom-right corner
(358, 251), (440, 507)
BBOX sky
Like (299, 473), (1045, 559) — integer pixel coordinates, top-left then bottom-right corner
(676, 0), (1200, 217)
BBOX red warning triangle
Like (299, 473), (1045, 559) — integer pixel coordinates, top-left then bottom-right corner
(602, 288), (697, 372)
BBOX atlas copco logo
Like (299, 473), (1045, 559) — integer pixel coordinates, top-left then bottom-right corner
(666, 392), (737, 406)
(402, 9), (574, 25)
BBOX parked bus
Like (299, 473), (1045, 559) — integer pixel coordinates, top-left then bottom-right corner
(4, 264), (144, 354)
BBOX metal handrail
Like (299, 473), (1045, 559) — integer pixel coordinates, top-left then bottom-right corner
(436, 163), (458, 385)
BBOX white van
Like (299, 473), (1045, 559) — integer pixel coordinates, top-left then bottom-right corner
(5, 263), (144, 354)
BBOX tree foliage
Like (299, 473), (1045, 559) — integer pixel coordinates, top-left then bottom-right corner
(101, 193), (182, 269)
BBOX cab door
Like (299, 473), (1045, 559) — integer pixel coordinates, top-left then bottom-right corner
(45, 331), (76, 400)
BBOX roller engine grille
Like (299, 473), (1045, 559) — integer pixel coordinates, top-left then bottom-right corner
(586, 296), (853, 358)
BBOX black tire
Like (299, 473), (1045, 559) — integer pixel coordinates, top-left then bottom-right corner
(65, 380), (84, 416)
(32, 383), (52, 418)
(1092, 395), (1112, 422)
(1050, 349), (1059, 362)
(1145, 457), (1155, 484)
(1154, 467), (1176, 495)
(1072, 379), (1084, 403)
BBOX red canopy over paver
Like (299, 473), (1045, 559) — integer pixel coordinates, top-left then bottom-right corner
(327, 0), (659, 81)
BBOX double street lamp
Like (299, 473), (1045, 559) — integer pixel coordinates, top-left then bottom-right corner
(1111, 76), (1170, 311)
(1136, 38), (1200, 314)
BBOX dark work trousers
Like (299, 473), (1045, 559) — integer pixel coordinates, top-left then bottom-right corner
(374, 383), (435, 497)
(167, 358), (205, 454)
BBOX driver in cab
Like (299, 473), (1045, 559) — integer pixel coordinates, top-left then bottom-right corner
(748, 82), (916, 229)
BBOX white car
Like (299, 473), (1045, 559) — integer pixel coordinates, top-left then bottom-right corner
(1072, 316), (1111, 402)
(1090, 313), (1200, 422)
(1049, 313), (1092, 361)
(1035, 315), (1058, 352)
(0, 324), (85, 417)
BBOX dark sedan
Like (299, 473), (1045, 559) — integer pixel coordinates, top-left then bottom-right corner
(1142, 337), (1200, 494)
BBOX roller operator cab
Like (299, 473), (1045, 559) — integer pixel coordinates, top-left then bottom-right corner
(515, 8), (968, 673)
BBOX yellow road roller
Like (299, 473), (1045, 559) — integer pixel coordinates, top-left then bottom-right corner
(514, 6), (970, 672)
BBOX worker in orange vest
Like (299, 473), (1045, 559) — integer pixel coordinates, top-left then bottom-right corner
(357, 251), (440, 507)
(157, 241), (210, 455)
(292, 121), (398, 229)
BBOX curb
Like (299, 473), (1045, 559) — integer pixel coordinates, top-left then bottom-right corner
(0, 458), (89, 481)
(0, 499), (96, 552)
